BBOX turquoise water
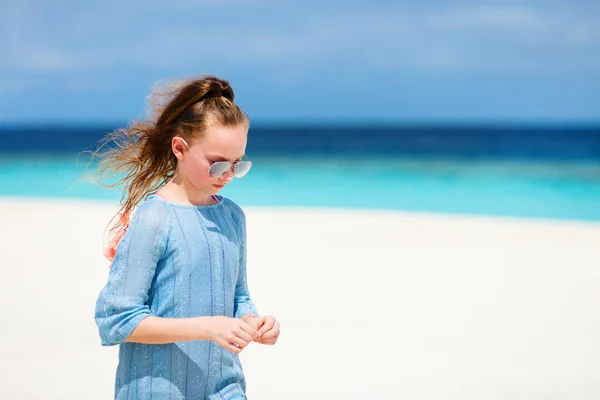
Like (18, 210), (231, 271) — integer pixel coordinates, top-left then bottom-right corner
(1, 154), (600, 222)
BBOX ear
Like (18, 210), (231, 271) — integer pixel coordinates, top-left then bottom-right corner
(171, 137), (186, 160)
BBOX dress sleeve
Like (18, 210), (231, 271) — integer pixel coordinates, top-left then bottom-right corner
(233, 209), (259, 319)
(94, 200), (169, 346)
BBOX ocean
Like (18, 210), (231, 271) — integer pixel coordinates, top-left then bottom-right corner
(1, 124), (599, 221)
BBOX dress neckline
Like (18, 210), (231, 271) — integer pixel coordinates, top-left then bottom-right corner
(149, 193), (223, 209)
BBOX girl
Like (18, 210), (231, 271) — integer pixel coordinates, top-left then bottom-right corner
(94, 75), (280, 400)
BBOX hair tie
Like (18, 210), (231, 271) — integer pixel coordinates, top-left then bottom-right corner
(103, 211), (133, 263)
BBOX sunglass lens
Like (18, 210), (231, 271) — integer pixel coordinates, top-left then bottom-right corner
(208, 162), (233, 178)
(234, 161), (252, 177)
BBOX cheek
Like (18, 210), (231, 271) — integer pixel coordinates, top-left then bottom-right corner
(182, 160), (212, 185)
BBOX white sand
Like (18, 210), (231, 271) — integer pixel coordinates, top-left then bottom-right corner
(1, 197), (600, 399)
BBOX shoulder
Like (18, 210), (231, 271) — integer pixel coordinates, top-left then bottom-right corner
(219, 196), (246, 226)
(111, 197), (171, 260)
(219, 196), (245, 216)
(130, 196), (171, 231)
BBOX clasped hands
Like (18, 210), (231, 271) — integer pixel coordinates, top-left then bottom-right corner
(208, 314), (280, 354)
(241, 314), (280, 346)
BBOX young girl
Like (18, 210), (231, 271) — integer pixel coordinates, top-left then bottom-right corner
(94, 75), (280, 400)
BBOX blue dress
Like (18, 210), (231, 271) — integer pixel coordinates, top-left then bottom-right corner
(94, 195), (258, 399)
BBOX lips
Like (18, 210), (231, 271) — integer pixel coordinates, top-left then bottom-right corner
(213, 184), (225, 189)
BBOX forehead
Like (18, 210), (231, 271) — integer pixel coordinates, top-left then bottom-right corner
(192, 123), (248, 158)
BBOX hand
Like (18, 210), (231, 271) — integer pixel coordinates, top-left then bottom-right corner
(254, 315), (280, 345)
(241, 314), (261, 332)
(205, 316), (258, 354)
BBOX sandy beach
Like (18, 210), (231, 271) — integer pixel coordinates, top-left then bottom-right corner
(1, 196), (599, 399)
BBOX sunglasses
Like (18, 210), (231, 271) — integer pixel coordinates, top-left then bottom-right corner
(179, 138), (252, 179)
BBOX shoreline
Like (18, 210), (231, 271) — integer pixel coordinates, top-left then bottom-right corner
(2, 195), (600, 227)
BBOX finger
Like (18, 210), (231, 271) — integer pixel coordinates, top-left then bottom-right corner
(255, 318), (266, 330)
(257, 319), (275, 336)
(247, 319), (260, 331)
(216, 339), (242, 354)
(257, 321), (279, 341)
(228, 343), (243, 353)
(228, 334), (250, 349)
(260, 327), (279, 340)
(256, 336), (277, 345)
(257, 323), (275, 339)
(227, 338), (248, 351)
(234, 328), (254, 344)
(229, 342), (247, 352)
(239, 321), (258, 339)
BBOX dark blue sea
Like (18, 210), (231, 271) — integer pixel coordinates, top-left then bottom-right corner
(1, 124), (599, 221)
(1, 124), (599, 160)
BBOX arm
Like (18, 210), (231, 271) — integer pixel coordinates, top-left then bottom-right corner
(124, 315), (211, 344)
(233, 210), (259, 319)
(232, 207), (280, 346)
(94, 201), (169, 346)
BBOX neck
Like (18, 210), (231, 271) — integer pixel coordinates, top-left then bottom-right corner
(160, 173), (216, 206)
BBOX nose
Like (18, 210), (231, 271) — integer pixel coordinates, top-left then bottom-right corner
(219, 168), (235, 182)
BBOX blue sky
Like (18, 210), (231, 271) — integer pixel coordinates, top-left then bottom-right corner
(1, 0), (599, 123)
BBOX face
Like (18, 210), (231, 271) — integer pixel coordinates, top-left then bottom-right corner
(172, 123), (249, 195)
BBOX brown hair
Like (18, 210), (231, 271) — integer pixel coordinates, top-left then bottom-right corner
(91, 75), (249, 260)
